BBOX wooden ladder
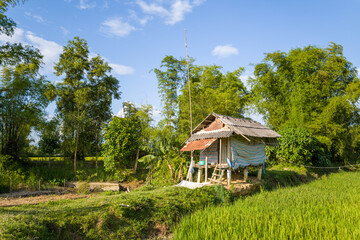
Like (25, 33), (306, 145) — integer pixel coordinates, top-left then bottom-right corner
(210, 164), (225, 184)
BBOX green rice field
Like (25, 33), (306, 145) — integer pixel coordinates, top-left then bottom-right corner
(174, 171), (360, 240)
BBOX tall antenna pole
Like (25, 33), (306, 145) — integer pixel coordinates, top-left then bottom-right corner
(184, 30), (193, 136)
(185, 30), (194, 182)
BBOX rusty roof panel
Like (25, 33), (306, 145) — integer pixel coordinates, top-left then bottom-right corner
(180, 138), (217, 152)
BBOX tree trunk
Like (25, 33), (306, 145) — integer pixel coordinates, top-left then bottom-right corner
(177, 165), (183, 181)
(134, 148), (140, 173)
(95, 135), (98, 172)
(48, 154), (51, 168)
(74, 125), (79, 175)
(148, 167), (152, 185)
(165, 159), (174, 182)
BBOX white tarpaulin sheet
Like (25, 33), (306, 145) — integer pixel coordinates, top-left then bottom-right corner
(175, 180), (211, 189)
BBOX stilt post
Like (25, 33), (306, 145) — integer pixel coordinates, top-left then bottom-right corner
(244, 167), (248, 182)
(257, 166), (262, 180)
(227, 169), (231, 186)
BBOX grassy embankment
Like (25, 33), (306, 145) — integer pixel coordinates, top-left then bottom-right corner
(0, 185), (233, 239)
(0, 165), (328, 239)
(174, 170), (360, 239)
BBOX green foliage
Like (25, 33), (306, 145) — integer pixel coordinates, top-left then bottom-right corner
(174, 171), (360, 239)
(103, 115), (141, 176)
(143, 125), (187, 185)
(250, 43), (360, 164)
(0, 155), (25, 192)
(54, 37), (120, 172)
(0, 185), (234, 239)
(76, 182), (90, 194)
(0, 45), (50, 161)
(154, 56), (187, 128)
(154, 56), (249, 140)
(38, 119), (60, 156)
(0, 0), (26, 37)
(267, 128), (330, 166)
(178, 65), (249, 140)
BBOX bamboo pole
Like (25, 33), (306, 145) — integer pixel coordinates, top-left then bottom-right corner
(205, 154), (208, 183)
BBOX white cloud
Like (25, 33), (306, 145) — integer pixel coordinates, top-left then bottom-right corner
(78, 0), (96, 9)
(109, 63), (134, 75)
(136, 0), (205, 25)
(0, 28), (24, 42)
(0, 28), (63, 74)
(101, 17), (136, 37)
(25, 32), (63, 74)
(211, 44), (239, 58)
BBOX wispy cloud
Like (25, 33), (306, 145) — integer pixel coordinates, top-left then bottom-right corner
(211, 44), (239, 58)
(129, 10), (153, 26)
(109, 63), (134, 75)
(25, 12), (45, 23)
(136, 0), (206, 25)
(101, 17), (136, 37)
(60, 26), (69, 36)
(78, 0), (96, 10)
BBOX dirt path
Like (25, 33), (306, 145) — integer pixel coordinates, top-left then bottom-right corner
(0, 192), (95, 207)
(0, 180), (145, 207)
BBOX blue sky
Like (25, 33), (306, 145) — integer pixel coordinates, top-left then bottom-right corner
(2, 0), (360, 123)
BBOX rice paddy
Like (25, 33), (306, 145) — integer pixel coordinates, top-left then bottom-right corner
(174, 171), (360, 240)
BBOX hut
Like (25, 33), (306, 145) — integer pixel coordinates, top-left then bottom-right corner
(180, 113), (281, 185)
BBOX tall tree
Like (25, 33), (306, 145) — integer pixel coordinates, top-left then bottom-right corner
(154, 56), (187, 129)
(38, 119), (60, 167)
(178, 65), (249, 140)
(250, 43), (360, 163)
(0, 47), (51, 161)
(54, 37), (120, 174)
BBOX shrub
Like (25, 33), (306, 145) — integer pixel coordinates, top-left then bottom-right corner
(266, 128), (330, 166)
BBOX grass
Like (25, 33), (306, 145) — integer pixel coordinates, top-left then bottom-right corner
(29, 157), (105, 161)
(173, 170), (360, 239)
(0, 160), (147, 193)
(0, 185), (233, 239)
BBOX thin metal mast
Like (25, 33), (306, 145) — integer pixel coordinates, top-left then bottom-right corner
(184, 30), (193, 136)
(185, 30), (194, 182)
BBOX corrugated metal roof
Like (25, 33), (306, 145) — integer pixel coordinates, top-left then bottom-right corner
(192, 113), (281, 138)
(187, 128), (233, 142)
(182, 112), (281, 147)
(180, 138), (217, 152)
